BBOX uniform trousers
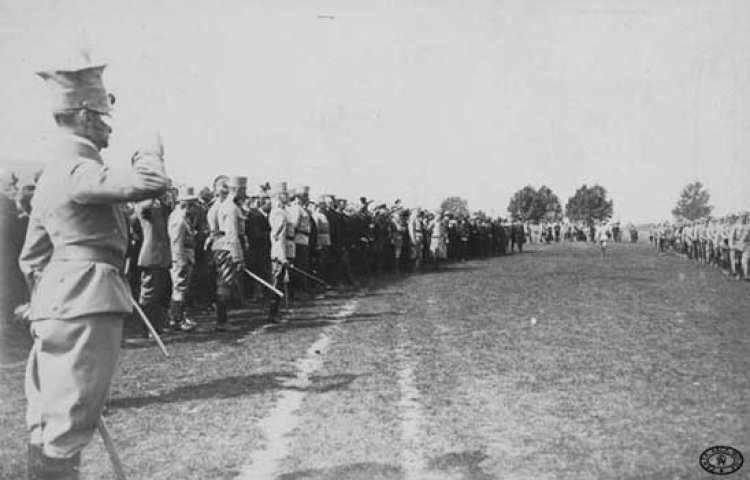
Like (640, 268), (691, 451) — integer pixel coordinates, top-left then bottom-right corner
(246, 245), (272, 299)
(170, 259), (194, 302)
(139, 267), (170, 332)
(26, 314), (123, 458)
(213, 250), (241, 300)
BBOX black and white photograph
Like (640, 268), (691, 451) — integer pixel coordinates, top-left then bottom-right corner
(1, 0), (749, 478)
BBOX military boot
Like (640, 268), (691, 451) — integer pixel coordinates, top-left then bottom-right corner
(169, 301), (196, 332)
(215, 300), (240, 332)
(28, 444), (80, 480)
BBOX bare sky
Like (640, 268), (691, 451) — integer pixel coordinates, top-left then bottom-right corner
(1, 0), (749, 222)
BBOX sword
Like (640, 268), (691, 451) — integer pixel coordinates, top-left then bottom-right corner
(243, 268), (284, 298)
(131, 300), (169, 358)
(97, 417), (127, 480)
(288, 264), (331, 288)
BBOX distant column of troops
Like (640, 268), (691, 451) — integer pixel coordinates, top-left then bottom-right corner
(648, 214), (750, 280)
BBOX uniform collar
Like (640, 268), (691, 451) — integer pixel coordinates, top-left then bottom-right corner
(57, 133), (102, 163)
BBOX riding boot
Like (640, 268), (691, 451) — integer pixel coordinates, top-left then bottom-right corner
(169, 300), (184, 329)
(28, 444), (81, 480)
(215, 299), (240, 332)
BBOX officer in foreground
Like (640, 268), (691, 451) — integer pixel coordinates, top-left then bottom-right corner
(20, 56), (169, 478)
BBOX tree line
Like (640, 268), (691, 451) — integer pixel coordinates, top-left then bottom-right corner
(439, 181), (715, 225)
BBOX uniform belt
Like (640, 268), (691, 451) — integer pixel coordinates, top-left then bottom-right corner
(50, 245), (125, 270)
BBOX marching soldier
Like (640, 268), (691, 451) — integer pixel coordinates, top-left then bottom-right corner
(21, 58), (168, 478)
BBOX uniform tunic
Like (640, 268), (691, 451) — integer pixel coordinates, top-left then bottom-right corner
(209, 196), (244, 299)
(19, 134), (167, 458)
(168, 206), (196, 302)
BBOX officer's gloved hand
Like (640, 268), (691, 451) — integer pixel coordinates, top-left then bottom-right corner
(131, 131), (169, 194)
(14, 303), (30, 323)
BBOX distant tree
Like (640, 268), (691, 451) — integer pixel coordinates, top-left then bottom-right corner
(672, 181), (713, 220)
(565, 184), (614, 225)
(440, 196), (470, 218)
(507, 186), (539, 222)
(536, 185), (563, 222)
(507, 185), (562, 223)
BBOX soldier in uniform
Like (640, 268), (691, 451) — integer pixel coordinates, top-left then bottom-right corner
(288, 186), (313, 298)
(429, 210), (448, 267)
(0, 168), (30, 364)
(268, 182), (290, 323)
(390, 203), (408, 274)
(206, 176), (246, 331)
(244, 185), (272, 300)
(311, 196), (332, 282)
(21, 59), (168, 478)
(167, 186), (199, 332)
(135, 177), (172, 335)
(739, 213), (750, 280)
(728, 215), (743, 278)
(408, 207), (424, 272)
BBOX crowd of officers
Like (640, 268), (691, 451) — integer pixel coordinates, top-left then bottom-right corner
(123, 175), (533, 333)
(648, 214), (750, 280)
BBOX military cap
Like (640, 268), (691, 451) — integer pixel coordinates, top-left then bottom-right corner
(176, 186), (199, 202)
(228, 176), (247, 189)
(37, 58), (115, 115)
(269, 182), (288, 197)
(247, 185), (265, 198)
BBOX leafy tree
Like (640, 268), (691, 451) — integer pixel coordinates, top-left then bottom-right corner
(507, 186), (539, 222)
(440, 196), (470, 218)
(672, 181), (713, 220)
(565, 184), (614, 225)
(507, 185), (563, 223)
(536, 185), (563, 222)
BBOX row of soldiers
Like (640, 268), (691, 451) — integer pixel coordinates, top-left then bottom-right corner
(0, 55), (536, 478)
(648, 214), (750, 279)
(124, 176), (532, 333)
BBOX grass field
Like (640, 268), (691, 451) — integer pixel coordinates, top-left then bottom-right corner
(1, 241), (749, 479)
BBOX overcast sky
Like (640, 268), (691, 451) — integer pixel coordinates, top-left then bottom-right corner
(1, 0), (749, 222)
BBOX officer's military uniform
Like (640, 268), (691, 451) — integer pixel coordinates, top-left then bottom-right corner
(207, 176), (245, 330)
(21, 61), (168, 478)
(244, 188), (272, 299)
(268, 183), (290, 322)
(168, 186), (199, 331)
(135, 196), (172, 334)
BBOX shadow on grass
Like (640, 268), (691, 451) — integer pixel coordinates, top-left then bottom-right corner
(276, 449), (495, 480)
(108, 372), (361, 410)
